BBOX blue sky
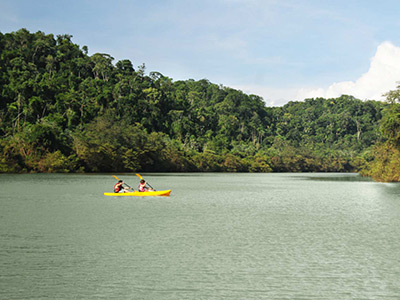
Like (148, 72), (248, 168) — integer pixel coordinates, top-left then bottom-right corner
(1, 0), (400, 106)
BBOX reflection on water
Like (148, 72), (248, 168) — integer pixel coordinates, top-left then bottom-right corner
(296, 172), (373, 182)
(0, 173), (399, 299)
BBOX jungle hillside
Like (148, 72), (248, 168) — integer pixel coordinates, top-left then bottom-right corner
(1, 29), (400, 181)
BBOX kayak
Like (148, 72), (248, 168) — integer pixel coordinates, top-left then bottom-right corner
(104, 190), (171, 197)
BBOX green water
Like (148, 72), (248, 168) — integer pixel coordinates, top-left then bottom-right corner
(1, 173), (399, 299)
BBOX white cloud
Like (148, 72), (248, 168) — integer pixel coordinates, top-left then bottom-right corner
(231, 84), (299, 107)
(235, 41), (400, 106)
(296, 41), (400, 101)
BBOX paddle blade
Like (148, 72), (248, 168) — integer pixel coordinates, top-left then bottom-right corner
(112, 175), (120, 181)
(136, 173), (143, 180)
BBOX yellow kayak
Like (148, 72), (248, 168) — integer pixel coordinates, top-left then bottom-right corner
(104, 190), (171, 197)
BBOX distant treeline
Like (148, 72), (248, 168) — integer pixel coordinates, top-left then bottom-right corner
(1, 29), (399, 181)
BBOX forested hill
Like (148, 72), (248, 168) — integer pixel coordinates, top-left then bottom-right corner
(0, 29), (393, 175)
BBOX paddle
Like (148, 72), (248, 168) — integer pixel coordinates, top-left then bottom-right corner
(112, 175), (134, 191)
(135, 173), (155, 190)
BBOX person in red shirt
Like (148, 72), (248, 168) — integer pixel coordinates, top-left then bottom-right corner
(114, 180), (130, 193)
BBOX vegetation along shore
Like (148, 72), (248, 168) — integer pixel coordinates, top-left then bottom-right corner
(1, 29), (400, 181)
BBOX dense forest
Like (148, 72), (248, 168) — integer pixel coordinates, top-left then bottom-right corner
(1, 29), (399, 181)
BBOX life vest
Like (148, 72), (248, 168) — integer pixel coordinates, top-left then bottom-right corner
(138, 184), (146, 192)
(114, 182), (122, 193)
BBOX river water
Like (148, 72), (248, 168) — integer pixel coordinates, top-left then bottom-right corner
(0, 173), (399, 299)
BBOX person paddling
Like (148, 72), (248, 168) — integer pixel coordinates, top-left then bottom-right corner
(114, 180), (130, 193)
(138, 179), (153, 192)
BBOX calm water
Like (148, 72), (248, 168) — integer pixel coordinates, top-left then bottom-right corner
(1, 173), (399, 299)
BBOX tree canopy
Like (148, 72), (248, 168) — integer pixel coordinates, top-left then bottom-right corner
(1, 29), (397, 179)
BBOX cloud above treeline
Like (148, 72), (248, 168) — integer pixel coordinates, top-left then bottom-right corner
(236, 42), (400, 106)
(296, 41), (400, 102)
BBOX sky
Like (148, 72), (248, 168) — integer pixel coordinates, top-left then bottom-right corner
(1, 0), (400, 106)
